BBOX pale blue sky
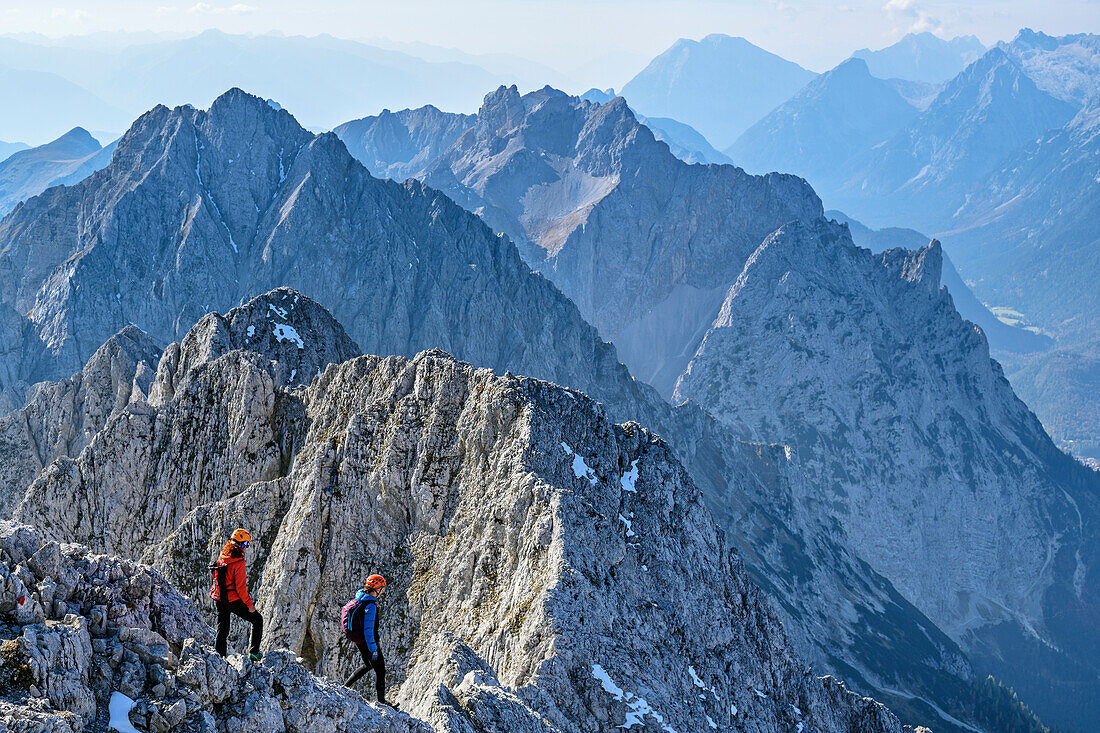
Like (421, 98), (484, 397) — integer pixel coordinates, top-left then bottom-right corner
(1, 0), (1097, 75)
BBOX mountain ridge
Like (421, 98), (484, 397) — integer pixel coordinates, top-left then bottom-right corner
(4, 290), (913, 733)
(0, 126), (115, 216)
(728, 57), (919, 183)
(851, 32), (987, 83)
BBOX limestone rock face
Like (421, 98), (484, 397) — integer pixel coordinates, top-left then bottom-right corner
(0, 326), (160, 517)
(149, 286), (363, 403)
(14, 286), (363, 553)
(0, 87), (655, 438)
(7, 296), (909, 732)
(0, 522), (424, 733)
(674, 219), (1100, 724)
(335, 85), (823, 395)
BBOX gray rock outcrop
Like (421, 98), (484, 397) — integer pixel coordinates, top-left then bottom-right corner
(0, 326), (159, 517)
(0, 521), (425, 733)
(3, 294), (913, 732)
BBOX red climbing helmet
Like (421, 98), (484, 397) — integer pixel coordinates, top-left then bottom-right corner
(365, 574), (386, 592)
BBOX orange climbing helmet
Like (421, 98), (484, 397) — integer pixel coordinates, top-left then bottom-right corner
(365, 574), (386, 591)
(231, 529), (252, 545)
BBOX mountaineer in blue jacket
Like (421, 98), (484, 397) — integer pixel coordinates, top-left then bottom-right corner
(342, 574), (395, 707)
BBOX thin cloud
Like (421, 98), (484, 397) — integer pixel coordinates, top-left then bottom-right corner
(50, 7), (90, 23)
(188, 2), (257, 14)
(883, 0), (944, 34)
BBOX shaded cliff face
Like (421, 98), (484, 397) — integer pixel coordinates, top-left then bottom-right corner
(0, 87), (652, 434)
(9, 294), (907, 733)
(674, 219), (1100, 728)
(336, 85), (823, 396)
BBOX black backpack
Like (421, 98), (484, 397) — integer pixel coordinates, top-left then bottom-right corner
(211, 562), (231, 600)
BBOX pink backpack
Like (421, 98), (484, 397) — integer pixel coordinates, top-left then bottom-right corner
(341, 597), (373, 641)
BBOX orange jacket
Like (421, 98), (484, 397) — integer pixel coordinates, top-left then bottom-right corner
(209, 554), (254, 609)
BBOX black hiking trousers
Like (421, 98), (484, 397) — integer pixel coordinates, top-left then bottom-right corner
(215, 600), (263, 656)
(345, 642), (385, 702)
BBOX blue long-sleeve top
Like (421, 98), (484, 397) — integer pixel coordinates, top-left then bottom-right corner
(357, 589), (379, 652)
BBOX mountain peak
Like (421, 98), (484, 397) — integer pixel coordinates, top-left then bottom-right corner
(209, 86), (271, 114)
(622, 33), (815, 147)
(1012, 27), (1059, 50)
(700, 33), (751, 46)
(879, 238), (943, 295)
(476, 84), (528, 135)
(152, 288), (363, 402)
(830, 56), (873, 77)
(27, 126), (103, 159)
(852, 31), (987, 83)
(55, 126), (98, 145)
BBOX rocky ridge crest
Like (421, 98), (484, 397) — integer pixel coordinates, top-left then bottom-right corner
(336, 84), (824, 395)
(0, 521), (427, 733)
(5, 291), (910, 733)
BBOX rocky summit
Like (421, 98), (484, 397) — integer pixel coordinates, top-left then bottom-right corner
(2, 290), (910, 733)
(336, 85), (823, 396)
(674, 219), (1100, 727)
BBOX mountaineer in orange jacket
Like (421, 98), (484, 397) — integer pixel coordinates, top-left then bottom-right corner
(209, 528), (263, 661)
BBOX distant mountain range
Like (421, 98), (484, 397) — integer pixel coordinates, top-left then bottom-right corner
(0, 63), (127, 142)
(723, 29), (1100, 467)
(0, 127), (115, 216)
(332, 84), (1100, 731)
(733, 30), (1098, 342)
(0, 140), (28, 162)
(619, 34), (817, 149)
(729, 58), (919, 184)
(852, 32), (987, 83)
(0, 30), (560, 142)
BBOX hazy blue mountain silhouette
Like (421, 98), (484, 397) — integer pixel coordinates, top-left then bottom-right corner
(852, 32), (986, 83)
(620, 34), (816, 148)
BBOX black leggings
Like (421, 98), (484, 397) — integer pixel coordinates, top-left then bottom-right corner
(345, 642), (385, 701)
(215, 600), (263, 656)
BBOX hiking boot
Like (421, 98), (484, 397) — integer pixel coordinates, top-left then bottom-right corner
(249, 650), (263, 662)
